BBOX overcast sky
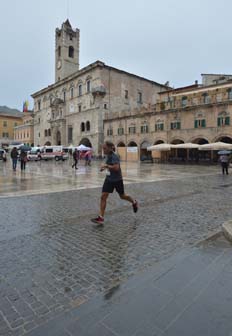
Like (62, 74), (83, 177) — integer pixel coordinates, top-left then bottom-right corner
(1, 0), (232, 110)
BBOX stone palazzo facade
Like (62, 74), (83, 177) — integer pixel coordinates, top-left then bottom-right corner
(104, 74), (232, 161)
(31, 20), (167, 154)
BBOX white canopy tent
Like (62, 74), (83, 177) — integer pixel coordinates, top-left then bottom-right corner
(198, 142), (232, 151)
(171, 143), (200, 149)
(76, 144), (93, 151)
(147, 143), (171, 151)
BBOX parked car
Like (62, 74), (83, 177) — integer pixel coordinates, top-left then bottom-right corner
(0, 149), (7, 161)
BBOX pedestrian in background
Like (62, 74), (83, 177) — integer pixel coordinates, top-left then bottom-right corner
(72, 148), (79, 169)
(10, 147), (18, 171)
(20, 150), (27, 170)
(220, 154), (230, 175)
(85, 150), (92, 166)
(91, 141), (138, 225)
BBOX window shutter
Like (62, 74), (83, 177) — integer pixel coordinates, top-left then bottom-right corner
(194, 120), (198, 128)
(171, 123), (173, 130)
(161, 124), (164, 131)
(217, 118), (221, 126)
(177, 122), (181, 129)
(202, 119), (206, 127)
(225, 116), (230, 125)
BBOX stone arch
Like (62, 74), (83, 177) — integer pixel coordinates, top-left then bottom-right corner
(215, 135), (232, 143)
(140, 140), (152, 160)
(117, 141), (125, 147)
(154, 139), (165, 145)
(191, 137), (209, 145)
(128, 141), (137, 147)
(170, 138), (184, 144)
(44, 141), (51, 146)
(79, 138), (92, 147)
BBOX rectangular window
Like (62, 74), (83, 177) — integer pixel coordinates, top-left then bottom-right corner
(194, 119), (206, 128)
(78, 105), (82, 112)
(104, 103), (107, 109)
(138, 92), (142, 103)
(171, 122), (181, 130)
(125, 90), (128, 99)
(63, 91), (66, 102)
(218, 116), (230, 126)
(68, 126), (73, 143)
(129, 126), (136, 134)
(118, 128), (124, 135)
(3, 121), (7, 127)
(155, 123), (164, 131)
(70, 87), (74, 99)
(14, 122), (18, 127)
(141, 125), (148, 133)
(107, 129), (113, 136)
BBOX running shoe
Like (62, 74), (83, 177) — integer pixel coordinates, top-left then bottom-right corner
(132, 200), (138, 213)
(91, 216), (104, 225)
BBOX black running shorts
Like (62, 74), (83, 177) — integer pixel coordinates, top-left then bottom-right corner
(102, 179), (124, 195)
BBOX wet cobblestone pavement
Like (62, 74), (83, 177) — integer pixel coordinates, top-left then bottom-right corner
(0, 160), (232, 335)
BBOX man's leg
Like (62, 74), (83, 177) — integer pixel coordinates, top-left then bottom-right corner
(100, 192), (109, 218)
(116, 180), (138, 212)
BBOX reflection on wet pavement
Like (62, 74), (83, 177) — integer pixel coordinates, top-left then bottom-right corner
(0, 159), (231, 335)
(0, 159), (219, 197)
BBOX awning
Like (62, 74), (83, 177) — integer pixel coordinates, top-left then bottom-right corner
(199, 142), (232, 151)
(147, 144), (171, 151)
(171, 143), (200, 149)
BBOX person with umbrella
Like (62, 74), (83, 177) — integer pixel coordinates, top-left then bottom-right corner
(218, 150), (230, 175)
(20, 149), (27, 170)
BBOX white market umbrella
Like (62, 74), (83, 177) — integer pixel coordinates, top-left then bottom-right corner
(77, 144), (93, 151)
(199, 142), (232, 151)
(147, 143), (171, 151)
(171, 143), (200, 149)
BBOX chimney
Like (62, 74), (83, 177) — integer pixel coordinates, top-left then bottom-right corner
(195, 80), (198, 85)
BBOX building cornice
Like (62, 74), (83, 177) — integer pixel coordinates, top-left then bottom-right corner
(32, 61), (169, 99)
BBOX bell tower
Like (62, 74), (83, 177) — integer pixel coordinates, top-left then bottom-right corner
(55, 20), (80, 82)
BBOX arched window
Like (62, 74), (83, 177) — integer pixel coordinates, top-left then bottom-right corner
(48, 129), (51, 136)
(69, 46), (74, 58)
(86, 121), (90, 131)
(78, 84), (82, 96)
(81, 122), (85, 132)
(86, 80), (91, 93)
(45, 129), (48, 137)
(70, 87), (74, 99)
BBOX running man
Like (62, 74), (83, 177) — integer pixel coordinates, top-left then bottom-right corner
(91, 141), (138, 225)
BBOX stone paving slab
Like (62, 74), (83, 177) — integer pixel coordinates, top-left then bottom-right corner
(24, 236), (232, 336)
(1, 162), (232, 334)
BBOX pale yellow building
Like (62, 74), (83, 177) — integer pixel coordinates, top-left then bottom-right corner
(14, 111), (34, 146)
(0, 107), (23, 147)
(104, 74), (232, 162)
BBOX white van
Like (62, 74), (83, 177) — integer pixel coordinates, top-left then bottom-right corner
(40, 146), (68, 161)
